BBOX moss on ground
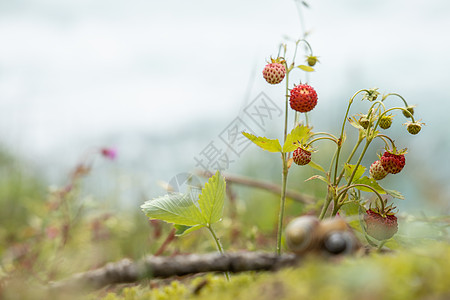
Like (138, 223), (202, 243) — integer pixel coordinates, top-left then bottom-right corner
(94, 241), (450, 300)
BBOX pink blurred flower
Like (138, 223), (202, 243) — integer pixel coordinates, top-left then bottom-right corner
(100, 147), (117, 160)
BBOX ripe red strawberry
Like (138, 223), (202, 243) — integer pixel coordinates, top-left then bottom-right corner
(364, 209), (398, 240)
(289, 84), (318, 113)
(293, 147), (311, 165)
(262, 58), (286, 85)
(380, 149), (406, 174)
(369, 160), (388, 180)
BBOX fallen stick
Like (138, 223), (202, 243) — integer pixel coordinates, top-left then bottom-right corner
(48, 252), (299, 292)
(197, 171), (316, 205)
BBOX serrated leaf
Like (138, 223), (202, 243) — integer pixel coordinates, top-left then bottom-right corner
(141, 193), (205, 226)
(340, 201), (360, 216)
(354, 176), (386, 194)
(297, 65), (315, 72)
(308, 160), (326, 174)
(385, 189), (405, 200)
(242, 132), (282, 153)
(344, 164), (366, 183)
(174, 224), (204, 236)
(198, 171), (226, 225)
(305, 174), (328, 184)
(283, 125), (312, 153)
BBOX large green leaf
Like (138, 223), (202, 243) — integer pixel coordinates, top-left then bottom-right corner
(344, 164), (366, 183)
(283, 125), (312, 153)
(198, 171), (226, 225)
(141, 193), (205, 226)
(242, 132), (282, 153)
(353, 176), (386, 194)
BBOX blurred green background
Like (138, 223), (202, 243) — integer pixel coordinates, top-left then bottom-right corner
(0, 1), (449, 298)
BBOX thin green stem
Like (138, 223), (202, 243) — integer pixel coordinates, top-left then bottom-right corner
(335, 184), (385, 212)
(276, 62), (291, 255)
(276, 155), (288, 255)
(335, 136), (364, 186)
(382, 93), (409, 107)
(307, 136), (338, 147)
(319, 187), (334, 220)
(377, 240), (387, 252)
(311, 132), (338, 139)
(373, 107), (416, 132)
(333, 89), (368, 186)
(376, 134), (395, 149)
(346, 140), (371, 187)
(207, 225), (230, 281)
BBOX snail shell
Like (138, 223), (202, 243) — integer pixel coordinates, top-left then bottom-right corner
(285, 215), (320, 254)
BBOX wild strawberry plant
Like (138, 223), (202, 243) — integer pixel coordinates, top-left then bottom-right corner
(140, 171), (230, 279)
(243, 39), (424, 253)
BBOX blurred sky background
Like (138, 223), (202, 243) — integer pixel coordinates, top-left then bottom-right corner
(0, 0), (449, 213)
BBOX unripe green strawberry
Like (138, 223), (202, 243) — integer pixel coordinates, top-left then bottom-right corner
(293, 147), (311, 165)
(379, 115), (393, 129)
(402, 106), (415, 118)
(306, 55), (319, 67)
(405, 121), (423, 135)
(363, 88), (380, 102)
(262, 58), (286, 85)
(289, 84), (318, 113)
(358, 116), (370, 129)
(380, 149), (406, 174)
(369, 160), (388, 180)
(364, 209), (398, 241)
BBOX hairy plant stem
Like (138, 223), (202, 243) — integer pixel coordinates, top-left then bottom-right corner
(332, 140), (372, 216)
(277, 155), (289, 255)
(207, 225), (230, 281)
(276, 64), (291, 255)
(335, 135), (364, 186)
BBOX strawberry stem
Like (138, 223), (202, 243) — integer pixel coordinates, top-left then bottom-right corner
(334, 183), (385, 215)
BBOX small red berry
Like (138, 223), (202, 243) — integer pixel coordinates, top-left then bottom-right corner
(380, 150), (406, 174)
(364, 209), (398, 241)
(369, 160), (388, 180)
(289, 84), (318, 113)
(293, 147), (311, 165)
(262, 60), (286, 85)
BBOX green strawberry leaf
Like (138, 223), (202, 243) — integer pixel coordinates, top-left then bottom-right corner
(308, 160), (326, 174)
(141, 193), (206, 226)
(344, 164), (366, 183)
(353, 176), (386, 194)
(385, 189), (405, 200)
(305, 174), (329, 184)
(297, 65), (315, 72)
(198, 171), (226, 225)
(340, 201), (360, 216)
(242, 132), (282, 153)
(174, 224), (204, 236)
(283, 125), (312, 153)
